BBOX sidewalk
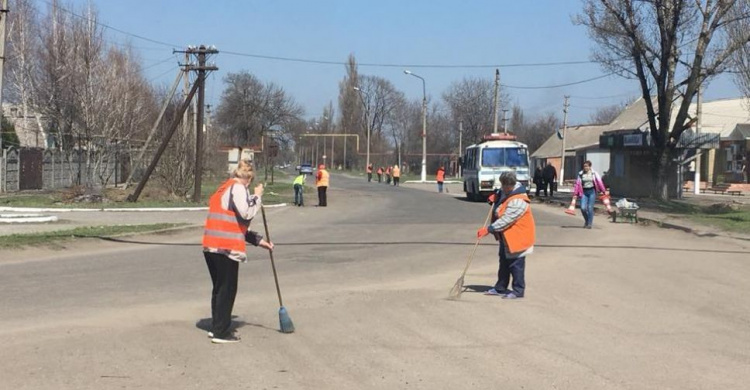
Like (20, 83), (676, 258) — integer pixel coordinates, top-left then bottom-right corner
(533, 192), (750, 241)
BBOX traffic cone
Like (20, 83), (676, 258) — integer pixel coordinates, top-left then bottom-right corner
(565, 196), (576, 215)
(600, 194), (614, 214)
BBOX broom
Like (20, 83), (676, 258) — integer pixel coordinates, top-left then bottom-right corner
(448, 205), (494, 300)
(260, 205), (295, 333)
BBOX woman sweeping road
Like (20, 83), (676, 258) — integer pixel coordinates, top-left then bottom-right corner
(202, 160), (274, 344)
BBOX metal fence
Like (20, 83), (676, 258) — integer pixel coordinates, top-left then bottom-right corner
(1, 147), (121, 192)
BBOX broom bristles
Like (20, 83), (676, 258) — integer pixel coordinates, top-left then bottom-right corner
(448, 276), (464, 300)
(279, 306), (295, 333)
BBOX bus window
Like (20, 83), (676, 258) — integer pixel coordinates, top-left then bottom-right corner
(481, 148), (505, 167)
(481, 148), (529, 167)
(506, 148), (529, 167)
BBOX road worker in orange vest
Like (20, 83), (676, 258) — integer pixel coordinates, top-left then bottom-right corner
(436, 166), (446, 193)
(385, 166), (392, 184)
(392, 164), (401, 186)
(202, 159), (274, 343)
(376, 166), (383, 183)
(366, 163), (373, 182)
(316, 164), (330, 207)
(477, 171), (536, 299)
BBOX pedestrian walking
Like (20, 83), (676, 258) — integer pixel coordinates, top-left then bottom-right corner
(573, 160), (606, 229)
(533, 166), (543, 197)
(366, 163), (373, 182)
(542, 162), (557, 197)
(202, 159), (274, 344)
(316, 164), (330, 207)
(293, 173), (305, 207)
(477, 171), (536, 299)
(385, 166), (392, 184)
(436, 166), (445, 193)
(392, 164), (401, 186)
(377, 166), (383, 183)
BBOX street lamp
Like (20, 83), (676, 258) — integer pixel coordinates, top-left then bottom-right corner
(353, 86), (371, 173)
(404, 70), (427, 182)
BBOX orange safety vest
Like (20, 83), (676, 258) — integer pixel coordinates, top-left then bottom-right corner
(495, 193), (535, 254)
(317, 169), (330, 187)
(392, 166), (401, 177)
(377, 168), (383, 174)
(367, 165), (373, 173)
(436, 169), (445, 182)
(202, 179), (247, 253)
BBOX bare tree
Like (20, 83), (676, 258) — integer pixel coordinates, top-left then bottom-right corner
(5, 0), (43, 147)
(727, 4), (750, 100)
(576, 0), (750, 199)
(337, 54), (361, 168)
(442, 76), (511, 144)
(588, 102), (626, 124)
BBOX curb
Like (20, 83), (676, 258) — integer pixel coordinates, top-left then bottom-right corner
(532, 196), (736, 238)
(0, 214), (59, 223)
(0, 203), (288, 213)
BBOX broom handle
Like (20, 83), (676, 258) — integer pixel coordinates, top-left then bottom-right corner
(260, 205), (284, 307)
(460, 205), (494, 275)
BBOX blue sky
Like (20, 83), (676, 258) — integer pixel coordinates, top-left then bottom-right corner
(62, 0), (741, 124)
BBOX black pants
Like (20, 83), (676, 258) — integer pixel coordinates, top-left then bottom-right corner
(534, 181), (542, 197)
(543, 180), (554, 196)
(294, 184), (304, 206)
(204, 252), (239, 338)
(318, 186), (327, 206)
(377, 174), (382, 182)
(393, 177), (399, 186)
(495, 240), (526, 296)
(367, 173), (372, 182)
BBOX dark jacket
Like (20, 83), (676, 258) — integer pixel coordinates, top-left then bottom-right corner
(542, 164), (557, 181)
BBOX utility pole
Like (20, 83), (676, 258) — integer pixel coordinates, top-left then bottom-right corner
(493, 69), (500, 134)
(180, 45), (218, 203)
(502, 109), (509, 134)
(0, 0), (8, 191)
(559, 96), (570, 186)
(694, 86), (702, 195)
(129, 45), (217, 202)
(458, 120), (463, 179)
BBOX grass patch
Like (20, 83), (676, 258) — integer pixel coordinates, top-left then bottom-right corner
(687, 209), (750, 234)
(0, 172), (297, 209)
(0, 223), (189, 249)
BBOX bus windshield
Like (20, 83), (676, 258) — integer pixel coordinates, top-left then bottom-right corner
(481, 148), (528, 168)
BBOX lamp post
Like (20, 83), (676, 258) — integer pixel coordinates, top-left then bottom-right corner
(404, 70), (427, 182)
(353, 86), (371, 172)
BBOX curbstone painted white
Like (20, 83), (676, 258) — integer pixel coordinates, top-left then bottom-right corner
(0, 203), (288, 213)
(0, 214), (59, 223)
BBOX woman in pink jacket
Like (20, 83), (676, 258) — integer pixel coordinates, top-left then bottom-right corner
(573, 160), (606, 229)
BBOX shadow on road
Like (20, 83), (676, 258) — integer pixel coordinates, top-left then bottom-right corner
(195, 316), (278, 334)
(90, 236), (749, 254)
(463, 285), (493, 293)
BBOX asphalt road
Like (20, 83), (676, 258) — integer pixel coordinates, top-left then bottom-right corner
(1, 173), (749, 389)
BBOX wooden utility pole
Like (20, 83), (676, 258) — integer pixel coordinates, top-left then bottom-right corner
(493, 69), (500, 134)
(128, 46), (217, 202)
(559, 96), (570, 186)
(127, 81), (201, 202)
(0, 0), (8, 187)
(125, 70), (184, 188)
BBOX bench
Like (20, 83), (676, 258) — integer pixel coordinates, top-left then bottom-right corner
(700, 184), (744, 196)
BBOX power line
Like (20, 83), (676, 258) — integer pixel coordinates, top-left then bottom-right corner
(222, 49), (599, 69)
(36, 1), (605, 71)
(501, 73), (614, 90)
(570, 91), (639, 100)
(141, 56), (179, 71)
(36, 0), (180, 48)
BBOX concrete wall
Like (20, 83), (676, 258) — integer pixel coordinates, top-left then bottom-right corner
(585, 149), (610, 176)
